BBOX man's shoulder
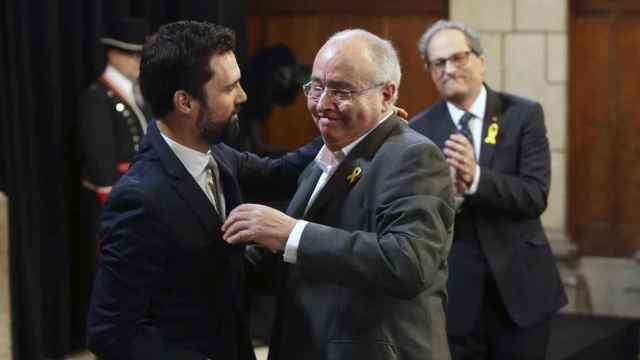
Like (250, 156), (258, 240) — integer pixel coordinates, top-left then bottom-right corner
(410, 99), (447, 123)
(492, 88), (540, 111)
(79, 80), (127, 111)
(384, 120), (440, 152)
(82, 80), (109, 97)
(110, 153), (168, 202)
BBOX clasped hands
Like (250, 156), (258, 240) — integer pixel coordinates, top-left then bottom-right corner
(222, 204), (296, 251)
(443, 133), (476, 195)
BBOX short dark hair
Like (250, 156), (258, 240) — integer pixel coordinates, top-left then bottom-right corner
(139, 21), (235, 118)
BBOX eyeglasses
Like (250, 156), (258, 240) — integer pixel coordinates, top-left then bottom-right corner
(302, 82), (384, 102)
(427, 51), (474, 75)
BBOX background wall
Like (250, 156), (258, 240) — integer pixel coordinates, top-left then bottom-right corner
(570, 0), (640, 257)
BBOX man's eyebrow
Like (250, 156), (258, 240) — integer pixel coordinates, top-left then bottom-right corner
(325, 80), (352, 89)
(224, 77), (241, 88)
(308, 78), (352, 89)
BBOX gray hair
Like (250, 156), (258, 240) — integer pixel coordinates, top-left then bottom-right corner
(418, 20), (484, 63)
(329, 29), (402, 103)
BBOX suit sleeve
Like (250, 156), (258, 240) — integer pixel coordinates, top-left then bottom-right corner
(86, 186), (204, 360)
(78, 88), (119, 186)
(468, 103), (550, 218)
(235, 136), (323, 199)
(295, 142), (455, 299)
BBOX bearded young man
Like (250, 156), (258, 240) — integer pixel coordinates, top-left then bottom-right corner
(86, 21), (320, 360)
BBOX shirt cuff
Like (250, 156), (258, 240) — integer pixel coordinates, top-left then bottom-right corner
(284, 220), (308, 263)
(465, 164), (481, 195)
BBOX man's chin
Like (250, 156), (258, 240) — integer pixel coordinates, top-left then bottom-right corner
(207, 115), (240, 145)
(444, 90), (468, 104)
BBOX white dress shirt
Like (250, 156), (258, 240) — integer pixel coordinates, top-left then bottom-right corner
(160, 133), (221, 207)
(283, 112), (393, 263)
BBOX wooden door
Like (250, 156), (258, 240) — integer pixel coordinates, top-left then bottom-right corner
(570, 0), (640, 256)
(247, 0), (448, 148)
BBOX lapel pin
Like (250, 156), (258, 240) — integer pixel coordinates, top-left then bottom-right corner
(347, 166), (362, 184)
(484, 117), (499, 145)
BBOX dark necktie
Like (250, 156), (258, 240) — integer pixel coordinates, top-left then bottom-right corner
(206, 156), (226, 220)
(459, 112), (475, 157)
(460, 112), (473, 146)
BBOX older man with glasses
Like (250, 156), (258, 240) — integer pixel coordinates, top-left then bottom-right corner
(410, 20), (567, 360)
(223, 29), (455, 360)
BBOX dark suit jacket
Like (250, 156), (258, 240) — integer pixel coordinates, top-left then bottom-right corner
(87, 121), (319, 360)
(253, 116), (455, 360)
(409, 86), (567, 334)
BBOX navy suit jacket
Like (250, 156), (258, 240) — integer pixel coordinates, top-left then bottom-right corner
(87, 121), (319, 360)
(410, 86), (567, 334)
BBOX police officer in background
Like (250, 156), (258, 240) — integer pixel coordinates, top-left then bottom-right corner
(78, 17), (151, 252)
(79, 17), (151, 204)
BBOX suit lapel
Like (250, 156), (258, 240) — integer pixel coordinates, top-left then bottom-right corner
(171, 175), (221, 233)
(431, 101), (458, 150)
(286, 165), (322, 218)
(210, 146), (242, 217)
(478, 86), (502, 167)
(146, 121), (221, 235)
(303, 116), (400, 220)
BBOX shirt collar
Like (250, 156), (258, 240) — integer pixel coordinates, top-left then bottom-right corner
(104, 65), (135, 107)
(447, 85), (487, 126)
(314, 111), (393, 173)
(160, 132), (210, 179)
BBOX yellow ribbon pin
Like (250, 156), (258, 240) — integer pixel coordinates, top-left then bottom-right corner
(347, 167), (362, 184)
(484, 123), (499, 145)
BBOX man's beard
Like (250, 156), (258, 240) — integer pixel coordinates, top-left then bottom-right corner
(199, 113), (241, 145)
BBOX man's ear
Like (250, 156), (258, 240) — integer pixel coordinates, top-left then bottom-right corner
(173, 90), (195, 115)
(381, 82), (397, 108)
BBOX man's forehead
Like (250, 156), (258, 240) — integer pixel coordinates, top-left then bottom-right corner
(311, 43), (371, 86)
(428, 29), (468, 56)
(210, 52), (241, 83)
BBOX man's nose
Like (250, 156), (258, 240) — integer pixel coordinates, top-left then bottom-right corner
(444, 59), (457, 75)
(315, 89), (333, 111)
(237, 84), (248, 104)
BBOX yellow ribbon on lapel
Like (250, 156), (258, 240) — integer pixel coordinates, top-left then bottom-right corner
(484, 123), (499, 145)
(347, 167), (362, 184)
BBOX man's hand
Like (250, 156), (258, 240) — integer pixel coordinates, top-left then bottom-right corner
(394, 105), (409, 120)
(222, 204), (297, 251)
(449, 166), (469, 195)
(444, 133), (476, 187)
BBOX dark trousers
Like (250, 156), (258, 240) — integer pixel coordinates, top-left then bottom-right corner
(448, 277), (552, 360)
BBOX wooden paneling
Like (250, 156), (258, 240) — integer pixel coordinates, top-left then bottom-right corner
(571, 0), (640, 14)
(570, 13), (640, 256)
(250, 0), (447, 15)
(570, 17), (615, 256)
(615, 18), (640, 255)
(248, 9), (445, 148)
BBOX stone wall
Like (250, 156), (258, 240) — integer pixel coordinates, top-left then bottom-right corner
(450, 0), (571, 250)
(0, 192), (11, 359)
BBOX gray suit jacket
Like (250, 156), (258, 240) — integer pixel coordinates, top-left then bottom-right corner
(259, 116), (455, 360)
